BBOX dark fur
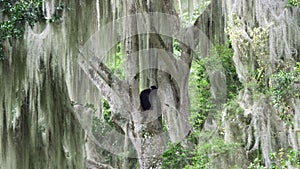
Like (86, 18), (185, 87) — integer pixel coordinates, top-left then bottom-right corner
(140, 86), (158, 111)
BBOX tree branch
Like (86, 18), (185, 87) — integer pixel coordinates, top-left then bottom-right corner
(78, 49), (128, 90)
(78, 50), (131, 120)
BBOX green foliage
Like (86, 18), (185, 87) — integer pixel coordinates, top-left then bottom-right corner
(173, 39), (182, 57)
(178, 43), (241, 168)
(48, 2), (65, 23)
(269, 65), (300, 126)
(91, 99), (114, 135)
(0, 42), (4, 60)
(270, 71), (295, 104)
(162, 132), (240, 169)
(189, 44), (239, 129)
(224, 99), (244, 118)
(286, 0), (299, 7)
(295, 62), (300, 74)
(269, 148), (300, 168)
(161, 142), (192, 169)
(245, 26), (270, 93)
(102, 99), (115, 127)
(161, 115), (168, 132)
(250, 27), (269, 66)
(247, 67), (268, 93)
(189, 58), (211, 130)
(0, 0), (45, 39)
(242, 62), (300, 126)
(226, 15), (250, 58)
(248, 148), (300, 169)
(184, 134), (239, 169)
(85, 103), (97, 111)
(0, 0), (44, 59)
(227, 19), (270, 92)
(107, 42), (125, 79)
(183, 147), (209, 169)
(210, 44), (240, 100)
(0, 0), (65, 59)
(248, 157), (266, 169)
(186, 130), (200, 145)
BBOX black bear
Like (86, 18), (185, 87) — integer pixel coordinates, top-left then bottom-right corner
(140, 86), (157, 111)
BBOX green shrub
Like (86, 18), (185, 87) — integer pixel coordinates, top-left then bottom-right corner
(161, 142), (192, 169)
